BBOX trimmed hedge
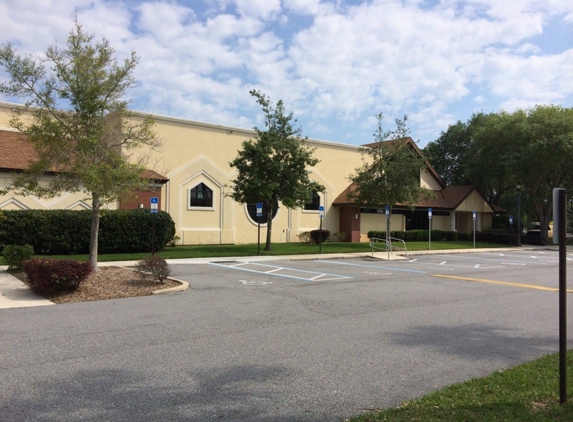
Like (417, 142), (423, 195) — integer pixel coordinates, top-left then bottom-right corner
(0, 209), (176, 255)
(22, 259), (92, 293)
(367, 230), (518, 244)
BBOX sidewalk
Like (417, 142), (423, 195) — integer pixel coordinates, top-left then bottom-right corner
(0, 270), (54, 309)
(0, 246), (549, 309)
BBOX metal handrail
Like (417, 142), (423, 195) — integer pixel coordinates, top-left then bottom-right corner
(387, 237), (408, 257)
(369, 237), (408, 257)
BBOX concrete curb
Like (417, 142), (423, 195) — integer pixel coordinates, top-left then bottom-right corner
(152, 277), (189, 294)
(118, 266), (189, 294)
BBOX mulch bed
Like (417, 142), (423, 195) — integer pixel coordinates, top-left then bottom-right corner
(14, 266), (182, 304)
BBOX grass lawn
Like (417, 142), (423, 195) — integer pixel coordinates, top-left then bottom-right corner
(348, 351), (573, 421)
(0, 240), (511, 264)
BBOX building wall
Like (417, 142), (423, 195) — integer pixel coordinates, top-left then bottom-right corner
(145, 113), (363, 245)
(431, 215), (450, 231)
(120, 186), (163, 210)
(361, 213), (405, 241)
(456, 190), (491, 213)
(0, 102), (495, 244)
(420, 170), (442, 191)
(0, 174), (101, 211)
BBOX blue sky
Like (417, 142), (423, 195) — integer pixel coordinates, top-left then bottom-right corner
(0, 0), (572, 147)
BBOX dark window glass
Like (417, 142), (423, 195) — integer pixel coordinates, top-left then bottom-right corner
(247, 202), (279, 222)
(304, 191), (320, 210)
(190, 183), (213, 207)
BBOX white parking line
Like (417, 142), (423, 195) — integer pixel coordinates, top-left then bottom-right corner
(437, 254), (549, 266)
(209, 262), (352, 282)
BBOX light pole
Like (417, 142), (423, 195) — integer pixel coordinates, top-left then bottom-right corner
(516, 184), (522, 246)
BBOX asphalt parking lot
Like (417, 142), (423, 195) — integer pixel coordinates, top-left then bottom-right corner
(1, 249), (572, 421)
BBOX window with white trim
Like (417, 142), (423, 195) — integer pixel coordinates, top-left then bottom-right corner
(190, 183), (213, 207)
(304, 191), (321, 211)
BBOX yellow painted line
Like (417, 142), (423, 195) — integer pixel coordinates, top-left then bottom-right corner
(432, 274), (573, 293)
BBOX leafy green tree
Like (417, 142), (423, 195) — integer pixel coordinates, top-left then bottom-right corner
(426, 105), (573, 243)
(348, 113), (433, 232)
(423, 112), (515, 205)
(465, 111), (524, 206)
(514, 105), (573, 241)
(423, 120), (473, 186)
(229, 90), (324, 251)
(0, 20), (160, 269)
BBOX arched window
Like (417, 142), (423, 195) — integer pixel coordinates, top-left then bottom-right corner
(304, 191), (321, 210)
(190, 183), (213, 207)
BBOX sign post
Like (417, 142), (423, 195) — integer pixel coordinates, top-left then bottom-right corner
(509, 215), (513, 246)
(385, 206), (390, 260)
(472, 210), (476, 249)
(256, 203), (263, 256)
(428, 208), (432, 250)
(150, 197), (158, 256)
(318, 205), (325, 254)
(553, 188), (567, 404)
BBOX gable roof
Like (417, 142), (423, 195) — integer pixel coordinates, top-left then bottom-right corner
(332, 137), (494, 212)
(333, 182), (495, 212)
(361, 137), (446, 190)
(0, 129), (168, 183)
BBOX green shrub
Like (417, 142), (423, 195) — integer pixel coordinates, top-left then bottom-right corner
(329, 232), (347, 242)
(367, 230), (475, 242)
(310, 229), (330, 244)
(0, 209), (176, 255)
(2, 244), (34, 272)
(22, 259), (92, 293)
(367, 231), (386, 240)
(136, 256), (171, 284)
(166, 235), (181, 247)
(297, 231), (311, 243)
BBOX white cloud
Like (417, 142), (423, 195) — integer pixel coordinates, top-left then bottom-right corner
(0, 0), (571, 146)
(234, 0), (281, 19)
(283, 0), (323, 15)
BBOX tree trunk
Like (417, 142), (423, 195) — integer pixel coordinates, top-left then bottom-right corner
(535, 203), (550, 246)
(89, 193), (101, 270)
(264, 202), (273, 251)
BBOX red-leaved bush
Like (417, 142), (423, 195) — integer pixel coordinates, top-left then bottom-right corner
(310, 229), (330, 244)
(22, 259), (92, 293)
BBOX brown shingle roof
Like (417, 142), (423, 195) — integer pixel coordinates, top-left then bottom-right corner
(360, 137), (446, 189)
(0, 129), (168, 182)
(140, 169), (169, 183)
(333, 183), (494, 212)
(0, 130), (38, 171)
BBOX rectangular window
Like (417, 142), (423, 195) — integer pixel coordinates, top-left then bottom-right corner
(304, 191), (320, 211)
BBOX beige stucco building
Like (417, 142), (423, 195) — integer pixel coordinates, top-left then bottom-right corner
(0, 101), (495, 244)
